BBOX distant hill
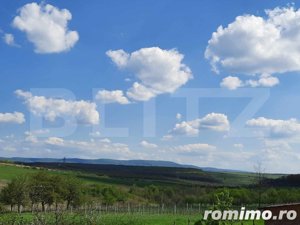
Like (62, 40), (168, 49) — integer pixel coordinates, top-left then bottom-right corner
(1, 157), (195, 167)
(0, 157), (246, 173)
(21, 162), (223, 186)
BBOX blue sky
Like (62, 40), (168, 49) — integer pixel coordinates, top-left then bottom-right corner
(1, 0), (300, 173)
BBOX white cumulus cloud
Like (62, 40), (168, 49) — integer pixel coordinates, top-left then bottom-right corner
(221, 74), (279, 90)
(13, 2), (79, 53)
(206, 6), (300, 87)
(246, 74), (280, 88)
(0, 112), (25, 124)
(15, 90), (99, 125)
(220, 76), (243, 90)
(140, 140), (158, 149)
(95, 90), (130, 104)
(171, 120), (199, 136)
(246, 117), (300, 139)
(45, 137), (64, 146)
(198, 113), (230, 131)
(171, 113), (230, 136)
(107, 47), (192, 101)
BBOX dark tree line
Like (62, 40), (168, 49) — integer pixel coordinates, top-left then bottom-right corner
(1, 171), (300, 214)
(0, 172), (131, 213)
(0, 172), (83, 212)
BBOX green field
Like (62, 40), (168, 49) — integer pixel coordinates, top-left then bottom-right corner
(0, 164), (39, 181)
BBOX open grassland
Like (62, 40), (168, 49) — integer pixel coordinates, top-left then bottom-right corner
(0, 163), (38, 181)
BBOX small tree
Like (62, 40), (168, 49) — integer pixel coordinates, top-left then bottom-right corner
(196, 189), (233, 225)
(50, 175), (66, 211)
(63, 176), (83, 210)
(28, 172), (55, 212)
(0, 176), (29, 212)
(0, 182), (15, 211)
(145, 185), (160, 203)
(213, 189), (233, 211)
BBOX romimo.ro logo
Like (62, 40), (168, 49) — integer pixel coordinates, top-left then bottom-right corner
(204, 207), (297, 221)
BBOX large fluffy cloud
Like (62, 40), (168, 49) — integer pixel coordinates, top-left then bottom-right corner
(0, 112), (25, 124)
(106, 47), (192, 101)
(95, 90), (130, 104)
(170, 113), (230, 136)
(15, 90), (99, 125)
(246, 117), (300, 139)
(13, 2), (79, 53)
(206, 6), (300, 87)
